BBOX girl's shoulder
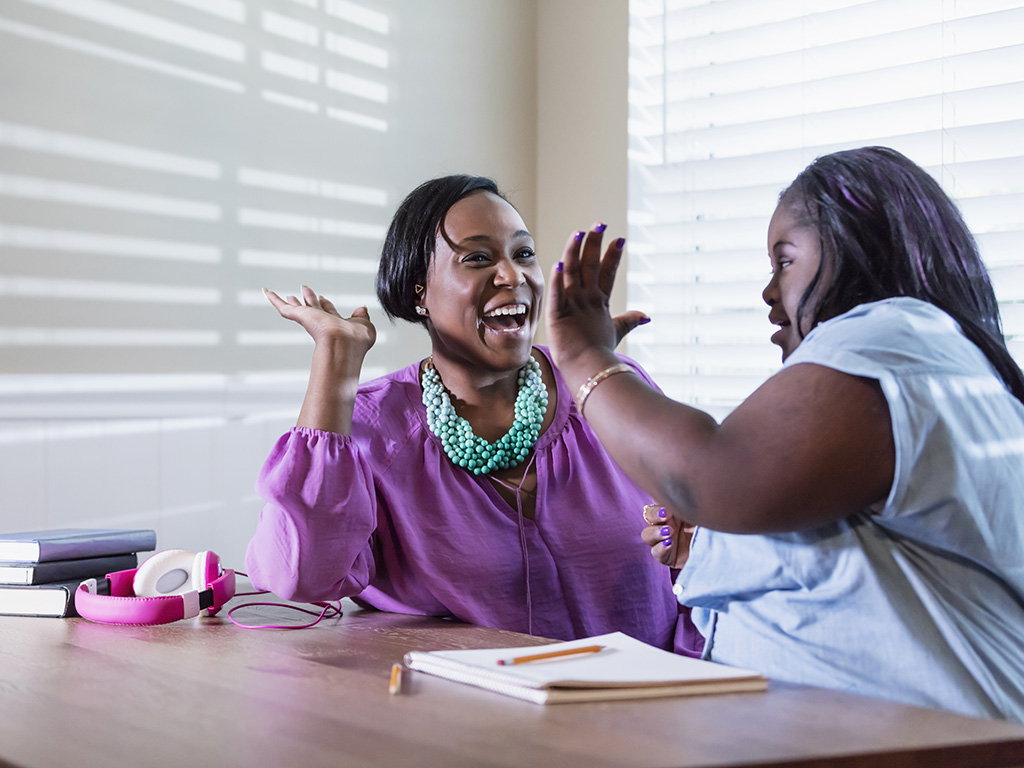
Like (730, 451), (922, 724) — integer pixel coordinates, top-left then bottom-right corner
(816, 297), (955, 338)
(788, 298), (982, 377)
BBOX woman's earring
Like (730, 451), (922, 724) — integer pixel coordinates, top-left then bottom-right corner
(414, 284), (425, 294)
(415, 306), (428, 316)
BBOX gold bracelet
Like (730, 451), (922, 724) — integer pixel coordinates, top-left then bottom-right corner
(574, 363), (634, 416)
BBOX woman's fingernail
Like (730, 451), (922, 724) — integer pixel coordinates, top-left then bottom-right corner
(574, 231), (584, 242)
(262, 287), (269, 295)
(658, 508), (666, 518)
(640, 315), (651, 326)
(660, 526), (671, 537)
(595, 223), (607, 233)
(662, 538), (672, 548)
(556, 261), (564, 273)
(614, 238), (626, 249)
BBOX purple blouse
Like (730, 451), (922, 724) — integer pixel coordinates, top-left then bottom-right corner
(245, 347), (691, 652)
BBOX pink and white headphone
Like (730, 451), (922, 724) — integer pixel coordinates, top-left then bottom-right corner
(75, 549), (236, 626)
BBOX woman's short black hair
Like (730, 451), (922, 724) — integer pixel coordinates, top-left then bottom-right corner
(376, 174), (505, 325)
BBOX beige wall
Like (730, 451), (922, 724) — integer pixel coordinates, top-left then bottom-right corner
(535, 0), (629, 343)
(357, 0), (542, 370)
(0, 0), (627, 568)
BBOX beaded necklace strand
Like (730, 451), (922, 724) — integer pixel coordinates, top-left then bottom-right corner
(421, 355), (548, 475)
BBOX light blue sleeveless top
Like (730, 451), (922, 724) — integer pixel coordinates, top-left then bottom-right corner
(680, 298), (1024, 722)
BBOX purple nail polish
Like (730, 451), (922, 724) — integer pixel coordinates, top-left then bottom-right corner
(614, 237), (626, 249)
(556, 261), (563, 273)
(662, 538), (672, 548)
(658, 508), (666, 518)
(640, 316), (652, 326)
(574, 231), (584, 242)
(595, 223), (607, 233)
(660, 526), (671, 537)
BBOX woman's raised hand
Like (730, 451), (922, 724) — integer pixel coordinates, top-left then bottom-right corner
(265, 285), (376, 434)
(264, 285), (376, 359)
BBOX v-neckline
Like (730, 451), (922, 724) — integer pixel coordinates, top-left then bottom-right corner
(487, 454), (539, 520)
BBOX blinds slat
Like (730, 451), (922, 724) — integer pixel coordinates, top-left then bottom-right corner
(628, 0), (1024, 412)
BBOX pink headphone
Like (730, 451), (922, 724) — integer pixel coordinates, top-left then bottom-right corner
(75, 549), (236, 625)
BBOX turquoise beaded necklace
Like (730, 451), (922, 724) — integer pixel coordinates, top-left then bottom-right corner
(421, 355), (548, 475)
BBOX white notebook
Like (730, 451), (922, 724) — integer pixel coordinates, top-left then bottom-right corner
(403, 631), (768, 705)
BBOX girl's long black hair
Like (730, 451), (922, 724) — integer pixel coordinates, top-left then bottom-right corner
(782, 146), (1024, 404)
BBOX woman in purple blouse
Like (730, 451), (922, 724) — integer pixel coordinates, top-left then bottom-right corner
(245, 175), (696, 653)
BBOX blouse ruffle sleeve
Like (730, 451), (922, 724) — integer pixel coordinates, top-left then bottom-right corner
(244, 426), (377, 603)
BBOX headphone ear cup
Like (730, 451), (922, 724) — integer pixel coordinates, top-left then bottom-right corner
(191, 550), (219, 592)
(133, 549), (197, 597)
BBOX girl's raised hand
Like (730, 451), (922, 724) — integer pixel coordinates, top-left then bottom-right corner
(546, 224), (648, 372)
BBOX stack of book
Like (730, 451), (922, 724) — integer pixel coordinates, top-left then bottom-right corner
(0, 528), (157, 617)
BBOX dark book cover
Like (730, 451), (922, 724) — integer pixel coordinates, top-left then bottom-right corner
(0, 528), (156, 563)
(0, 553), (138, 585)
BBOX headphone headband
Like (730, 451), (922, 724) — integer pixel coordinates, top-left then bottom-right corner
(75, 551), (236, 625)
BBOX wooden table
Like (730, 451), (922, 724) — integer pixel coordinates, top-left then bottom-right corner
(1, 596), (1023, 768)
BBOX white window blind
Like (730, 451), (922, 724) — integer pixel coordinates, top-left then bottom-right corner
(0, 0), (394, 418)
(627, 0), (1024, 421)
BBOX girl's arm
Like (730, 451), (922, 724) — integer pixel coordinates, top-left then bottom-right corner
(547, 228), (894, 535)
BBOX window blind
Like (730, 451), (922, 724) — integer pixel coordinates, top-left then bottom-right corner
(627, 0), (1024, 420)
(0, 0), (394, 418)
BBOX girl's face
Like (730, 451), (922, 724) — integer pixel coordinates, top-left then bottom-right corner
(418, 191), (543, 373)
(763, 201), (823, 361)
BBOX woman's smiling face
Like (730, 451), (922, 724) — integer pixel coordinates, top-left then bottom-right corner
(419, 190), (543, 373)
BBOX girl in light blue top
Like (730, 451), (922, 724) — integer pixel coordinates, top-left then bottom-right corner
(547, 147), (1024, 722)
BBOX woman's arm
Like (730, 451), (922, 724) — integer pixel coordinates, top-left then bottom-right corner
(244, 428), (378, 602)
(247, 285), (381, 599)
(264, 285), (376, 435)
(547, 228), (894, 535)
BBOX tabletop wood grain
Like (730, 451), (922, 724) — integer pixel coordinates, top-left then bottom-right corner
(1, 595), (1023, 768)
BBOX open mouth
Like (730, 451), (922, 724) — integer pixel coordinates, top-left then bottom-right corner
(770, 315), (790, 346)
(481, 303), (528, 333)
(769, 317), (790, 346)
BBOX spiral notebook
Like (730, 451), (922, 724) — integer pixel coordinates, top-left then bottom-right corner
(403, 631), (768, 705)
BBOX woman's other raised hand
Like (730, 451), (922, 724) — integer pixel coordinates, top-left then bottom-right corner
(264, 285), (377, 358)
(264, 285), (377, 434)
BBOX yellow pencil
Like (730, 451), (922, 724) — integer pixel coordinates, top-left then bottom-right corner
(389, 663), (403, 694)
(496, 644), (604, 666)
